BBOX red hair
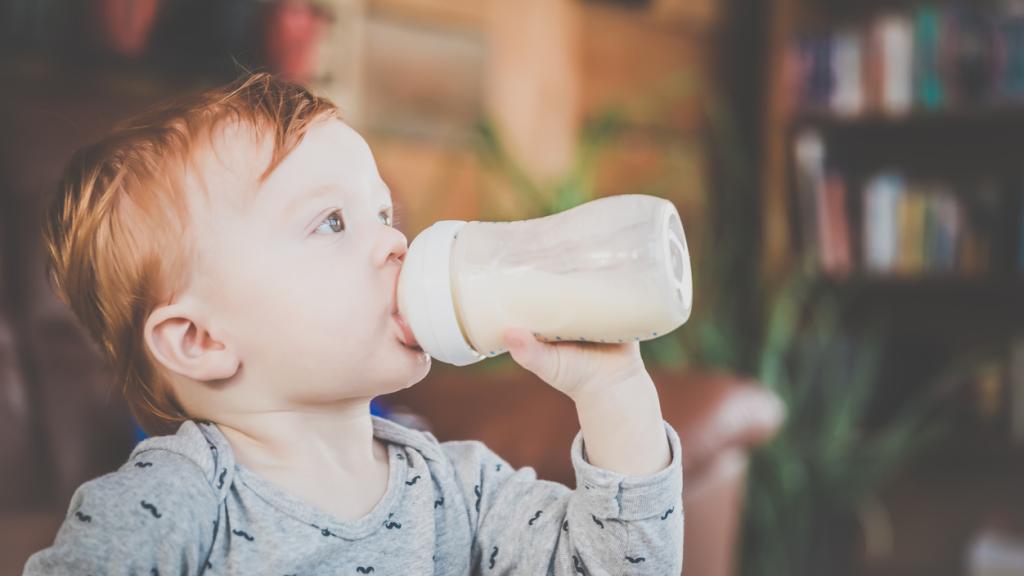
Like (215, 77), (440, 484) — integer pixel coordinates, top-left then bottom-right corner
(43, 73), (338, 435)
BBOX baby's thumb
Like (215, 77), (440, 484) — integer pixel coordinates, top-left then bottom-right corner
(502, 328), (559, 384)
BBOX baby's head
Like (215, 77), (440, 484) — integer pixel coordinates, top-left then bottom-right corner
(44, 73), (431, 435)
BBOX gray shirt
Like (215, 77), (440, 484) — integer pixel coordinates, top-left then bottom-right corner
(23, 415), (684, 575)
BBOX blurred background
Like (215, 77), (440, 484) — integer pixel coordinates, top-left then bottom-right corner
(1, 0), (1023, 575)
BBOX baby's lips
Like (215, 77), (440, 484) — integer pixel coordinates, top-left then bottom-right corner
(394, 313), (420, 348)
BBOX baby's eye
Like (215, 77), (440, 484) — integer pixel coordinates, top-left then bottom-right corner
(379, 209), (393, 227)
(314, 210), (345, 234)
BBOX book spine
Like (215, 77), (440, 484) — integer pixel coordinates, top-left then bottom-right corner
(795, 131), (827, 261)
(1009, 338), (1024, 445)
(864, 172), (902, 273)
(832, 28), (865, 116)
(878, 14), (915, 115)
(915, 6), (946, 110)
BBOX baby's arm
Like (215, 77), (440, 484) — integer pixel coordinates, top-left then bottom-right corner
(22, 450), (217, 575)
(442, 415), (684, 575)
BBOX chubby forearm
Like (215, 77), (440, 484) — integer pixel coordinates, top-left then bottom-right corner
(572, 371), (672, 477)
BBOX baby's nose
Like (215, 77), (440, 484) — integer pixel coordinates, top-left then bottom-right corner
(392, 239), (408, 261)
(377, 230), (408, 266)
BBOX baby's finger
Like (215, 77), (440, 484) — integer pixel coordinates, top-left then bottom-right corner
(502, 328), (560, 383)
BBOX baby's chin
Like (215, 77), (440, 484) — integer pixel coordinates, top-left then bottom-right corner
(293, 330), (432, 400)
(372, 343), (432, 394)
(293, 366), (429, 407)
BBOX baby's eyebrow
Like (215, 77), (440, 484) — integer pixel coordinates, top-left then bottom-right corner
(282, 181), (393, 221)
(283, 183), (343, 217)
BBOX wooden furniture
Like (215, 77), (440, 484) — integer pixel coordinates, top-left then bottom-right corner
(759, 2), (1024, 574)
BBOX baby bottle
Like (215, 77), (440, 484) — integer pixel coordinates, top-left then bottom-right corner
(396, 194), (692, 366)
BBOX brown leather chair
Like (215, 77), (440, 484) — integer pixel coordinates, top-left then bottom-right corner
(0, 77), (785, 576)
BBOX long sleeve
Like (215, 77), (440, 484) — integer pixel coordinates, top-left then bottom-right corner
(22, 450), (219, 576)
(441, 420), (684, 575)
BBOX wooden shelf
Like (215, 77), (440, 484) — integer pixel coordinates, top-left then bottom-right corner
(819, 273), (1024, 290)
(794, 106), (1024, 132)
(760, 2), (1024, 574)
(789, 106), (1024, 175)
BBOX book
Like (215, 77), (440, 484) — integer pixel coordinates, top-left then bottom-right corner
(832, 28), (865, 116)
(816, 167), (834, 271)
(795, 130), (826, 259)
(1019, 182), (1024, 271)
(914, 5), (946, 110)
(864, 172), (903, 273)
(1010, 338), (1024, 446)
(997, 15), (1024, 99)
(789, 5), (1024, 115)
(945, 4), (999, 106)
(899, 185), (927, 274)
(923, 189), (939, 270)
(934, 189), (961, 273)
(875, 13), (915, 115)
(825, 172), (852, 276)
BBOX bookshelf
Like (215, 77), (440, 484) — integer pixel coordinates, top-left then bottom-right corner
(763, 0), (1024, 317)
(762, 1), (1024, 574)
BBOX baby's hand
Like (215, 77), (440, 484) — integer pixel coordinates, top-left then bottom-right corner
(501, 327), (648, 401)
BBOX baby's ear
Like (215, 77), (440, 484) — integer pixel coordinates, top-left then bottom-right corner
(144, 300), (239, 382)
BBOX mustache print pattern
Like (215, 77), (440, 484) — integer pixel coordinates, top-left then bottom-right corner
(311, 523), (340, 539)
(57, 421), (680, 574)
(139, 501), (162, 518)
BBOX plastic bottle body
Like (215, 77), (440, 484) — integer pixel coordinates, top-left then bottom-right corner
(397, 194), (692, 366)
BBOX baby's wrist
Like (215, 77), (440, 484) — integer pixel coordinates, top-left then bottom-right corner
(568, 367), (654, 405)
(572, 372), (670, 476)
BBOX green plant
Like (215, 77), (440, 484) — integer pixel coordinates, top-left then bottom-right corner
(739, 270), (953, 576)
(469, 71), (717, 372)
(468, 71), (952, 575)
(473, 107), (628, 220)
(472, 109), (682, 373)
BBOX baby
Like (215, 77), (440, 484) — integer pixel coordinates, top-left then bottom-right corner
(23, 73), (683, 575)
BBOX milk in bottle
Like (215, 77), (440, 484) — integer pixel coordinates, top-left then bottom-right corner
(396, 194), (692, 366)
